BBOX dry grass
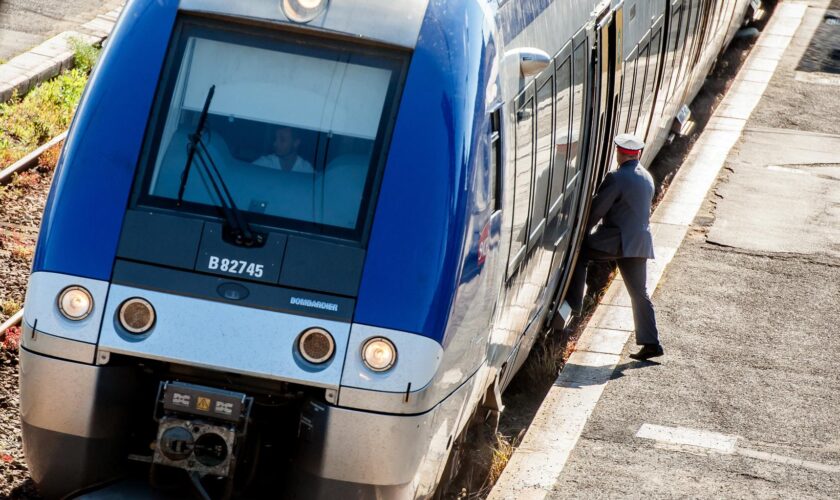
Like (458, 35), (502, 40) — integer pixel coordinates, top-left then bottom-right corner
(486, 433), (515, 486)
(1, 300), (20, 317)
(9, 245), (34, 262)
(10, 171), (41, 189)
(522, 332), (573, 386)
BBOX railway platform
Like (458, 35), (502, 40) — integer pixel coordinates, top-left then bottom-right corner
(491, 1), (840, 498)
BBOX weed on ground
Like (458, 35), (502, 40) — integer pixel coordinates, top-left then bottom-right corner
(0, 40), (99, 168)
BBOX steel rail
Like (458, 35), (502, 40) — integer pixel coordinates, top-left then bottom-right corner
(0, 309), (24, 340)
(0, 131), (67, 184)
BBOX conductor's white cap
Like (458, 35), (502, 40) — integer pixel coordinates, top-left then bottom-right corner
(614, 133), (645, 152)
(555, 128), (580, 146)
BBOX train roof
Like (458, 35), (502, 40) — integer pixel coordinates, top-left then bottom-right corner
(179, 0), (429, 48)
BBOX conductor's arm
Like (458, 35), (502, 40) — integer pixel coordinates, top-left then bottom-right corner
(586, 172), (620, 231)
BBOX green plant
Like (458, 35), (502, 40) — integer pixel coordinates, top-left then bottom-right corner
(0, 67), (90, 167)
(68, 37), (101, 73)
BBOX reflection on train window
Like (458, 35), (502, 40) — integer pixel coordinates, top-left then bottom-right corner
(676, 0), (697, 86)
(135, 21), (405, 241)
(629, 41), (649, 133)
(508, 97), (534, 275)
(717, 0), (730, 32)
(638, 29), (662, 134)
(530, 77), (553, 245)
(568, 41), (586, 176)
(664, 4), (683, 103)
(621, 51), (638, 133)
(550, 56), (571, 216)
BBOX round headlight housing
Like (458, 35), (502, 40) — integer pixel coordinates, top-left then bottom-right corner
(57, 286), (93, 321)
(281, 0), (328, 23)
(298, 327), (335, 364)
(118, 297), (156, 334)
(361, 337), (397, 372)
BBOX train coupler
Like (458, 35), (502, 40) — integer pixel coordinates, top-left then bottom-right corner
(151, 382), (253, 480)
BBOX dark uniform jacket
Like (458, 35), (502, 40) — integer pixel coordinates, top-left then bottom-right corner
(586, 159), (656, 259)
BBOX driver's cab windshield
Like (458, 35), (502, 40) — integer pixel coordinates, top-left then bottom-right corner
(135, 20), (406, 241)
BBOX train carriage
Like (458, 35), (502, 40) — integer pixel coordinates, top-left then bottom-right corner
(18, 0), (754, 497)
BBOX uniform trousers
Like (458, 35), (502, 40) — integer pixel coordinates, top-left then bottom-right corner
(567, 244), (660, 346)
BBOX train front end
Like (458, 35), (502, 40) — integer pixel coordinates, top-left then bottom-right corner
(20, 0), (498, 497)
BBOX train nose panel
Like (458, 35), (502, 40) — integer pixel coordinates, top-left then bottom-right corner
(97, 284), (351, 389)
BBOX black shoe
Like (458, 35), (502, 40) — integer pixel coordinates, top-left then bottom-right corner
(629, 344), (664, 360)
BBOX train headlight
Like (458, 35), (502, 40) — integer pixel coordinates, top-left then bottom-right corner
(282, 0), (328, 23)
(118, 298), (156, 334)
(298, 327), (335, 364)
(57, 286), (93, 321)
(361, 337), (397, 372)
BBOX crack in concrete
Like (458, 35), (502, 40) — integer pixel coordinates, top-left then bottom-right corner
(702, 239), (840, 268)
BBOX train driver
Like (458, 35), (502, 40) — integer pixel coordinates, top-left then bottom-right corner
(253, 126), (315, 173)
(567, 133), (664, 361)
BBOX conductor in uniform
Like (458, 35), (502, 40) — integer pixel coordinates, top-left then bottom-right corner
(567, 133), (664, 360)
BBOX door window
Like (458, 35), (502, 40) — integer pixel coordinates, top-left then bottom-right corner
(530, 77), (554, 245)
(507, 97), (534, 275)
(550, 57), (572, 216)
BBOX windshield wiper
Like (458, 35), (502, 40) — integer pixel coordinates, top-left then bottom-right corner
(177, 85), (214, 206)
(176, 86), (264, 247)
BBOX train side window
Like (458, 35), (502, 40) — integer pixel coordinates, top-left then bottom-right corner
(549, 56), (572, 217)
(529, 76), (553, 245)
(644, 30), (662, 100)
(664, 4), (683, 103)
(629, 41), (649, 132)
(677, 0), (698, 86)
(490, 108), (502, 212)
(637, 29), (662, 134)
(507, 97), (534, 275)
(687, 0), (702, 67)
(568, 41), (587, 176)
(717, 0), (731, 32)
(713, 0), (725, 32)
(620, 50), (637, 133)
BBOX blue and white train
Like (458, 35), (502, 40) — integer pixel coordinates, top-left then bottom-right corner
(19, 0), (754, 497)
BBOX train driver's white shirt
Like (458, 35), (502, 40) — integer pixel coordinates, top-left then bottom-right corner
(253, 154), (315, 173)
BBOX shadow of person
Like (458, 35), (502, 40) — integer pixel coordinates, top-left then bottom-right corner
(610, 359), (662, 380)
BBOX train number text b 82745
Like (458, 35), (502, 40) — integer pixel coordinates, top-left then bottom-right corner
(207, 256), (265, 278)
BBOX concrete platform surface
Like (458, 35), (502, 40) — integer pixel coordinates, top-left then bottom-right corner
(0, 0), (121, 61)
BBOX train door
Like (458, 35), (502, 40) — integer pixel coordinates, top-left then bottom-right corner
(545, 3), (623, 326)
